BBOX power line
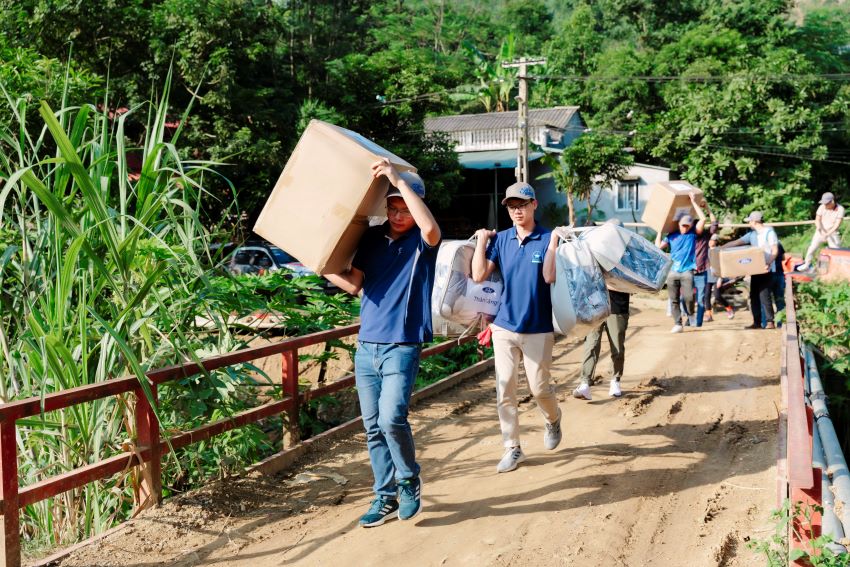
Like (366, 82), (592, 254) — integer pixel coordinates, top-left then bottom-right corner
(679, 140), (850, 165)
(528, 73), (850, 83)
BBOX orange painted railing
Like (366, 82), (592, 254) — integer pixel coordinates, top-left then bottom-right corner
(781, 274), (822, 565)
(0, 323), (477, 566)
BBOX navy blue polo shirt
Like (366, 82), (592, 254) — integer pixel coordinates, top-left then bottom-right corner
(352, 223), (439, 344)
(486, 224), (553, 333)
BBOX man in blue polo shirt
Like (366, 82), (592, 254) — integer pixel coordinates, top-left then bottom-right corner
(655, 194), (706, 333)
(324, 157), (441, 527)
(471, 181), (563, 473)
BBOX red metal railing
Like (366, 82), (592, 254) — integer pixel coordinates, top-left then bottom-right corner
(781, 274), (822, 564)
(0, 323), (478, 566)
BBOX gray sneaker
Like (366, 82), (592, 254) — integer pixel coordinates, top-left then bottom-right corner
(544, 409), (562, 450)
(496, 446), (526, 473)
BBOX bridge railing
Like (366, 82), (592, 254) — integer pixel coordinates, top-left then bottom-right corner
(781, 274), (822, 565)
(0, 323), (478, 567)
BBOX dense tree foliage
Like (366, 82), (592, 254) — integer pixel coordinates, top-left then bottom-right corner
(0, 0), (848, 226)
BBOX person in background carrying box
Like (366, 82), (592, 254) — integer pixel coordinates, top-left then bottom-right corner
(797, 192), (845, 272)
(692, 198), (718, 325)
(573, 219), (630, 401)
(323, 158), (441, 528)
(722, 211), (779, 330)
(471, 181), (563, 474)
(655, 194), (707, 333)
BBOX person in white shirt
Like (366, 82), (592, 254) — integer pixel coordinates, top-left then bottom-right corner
(798, 192), (845, 271)
(722, 211), (780, 330)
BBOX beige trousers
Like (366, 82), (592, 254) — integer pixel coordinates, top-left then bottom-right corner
(491, 325), (560, 448)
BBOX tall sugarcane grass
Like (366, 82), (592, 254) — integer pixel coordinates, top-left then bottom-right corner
(0, 74), (247, 549)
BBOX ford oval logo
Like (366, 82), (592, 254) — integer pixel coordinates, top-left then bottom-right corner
(483, 286), (495, 294)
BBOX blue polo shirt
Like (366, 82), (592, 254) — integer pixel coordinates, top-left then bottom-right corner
(665, 228), (697, 273)
(352, 223), (439, 344)
(486, 224), (553, 333)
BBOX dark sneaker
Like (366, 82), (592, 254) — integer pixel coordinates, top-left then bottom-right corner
(359, 496), (399, 528)
(397, 477), (422, 521)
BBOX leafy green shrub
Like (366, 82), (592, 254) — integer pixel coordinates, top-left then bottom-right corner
(796, 281), (850, 376)
(748, 500), (850, 566)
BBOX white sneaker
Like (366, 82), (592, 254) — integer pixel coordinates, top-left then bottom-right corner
(795, 262), (811, 272)
(544, 409), (562, 450)
(671, 324), (683, 334)
(688, 315), (697, 327)
(609, 380), (622, 398)
(572, 383), (592, 400)
(496, 446), (526, 473)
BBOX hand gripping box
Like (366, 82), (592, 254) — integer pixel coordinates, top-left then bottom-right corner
(253, 120), (416, 274)
(709, 246), (768, 278)
(641, 180), (704, 235)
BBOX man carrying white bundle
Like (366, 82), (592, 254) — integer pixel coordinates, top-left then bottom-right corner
(472, 182), (563, 473)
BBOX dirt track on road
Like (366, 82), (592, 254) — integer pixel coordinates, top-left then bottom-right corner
(53, 296), (781, 567)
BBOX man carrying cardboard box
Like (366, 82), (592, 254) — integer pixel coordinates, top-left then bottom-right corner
(722, 211), (779, 330)
(655, 194), (707, 333)
(797, 192), (845, 272)
(323, 158), (441, 527)
(471, 182), (564, 474)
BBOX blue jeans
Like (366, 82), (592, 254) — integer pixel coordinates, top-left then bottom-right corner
(355, 342), (421, 497)
(694, 271), (707, 326)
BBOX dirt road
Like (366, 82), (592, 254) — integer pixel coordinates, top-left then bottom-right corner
(54, 296), (781, 567)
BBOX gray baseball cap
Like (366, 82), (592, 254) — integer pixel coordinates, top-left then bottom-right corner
(501, 182), (536, 205)
(820, 192), (835, 205)
(386, 171), (425, 199)
(744, 211), (764, 222)
(678, 214), (694, 226)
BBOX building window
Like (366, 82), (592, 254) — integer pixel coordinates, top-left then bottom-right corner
(616, 181), (641, 211)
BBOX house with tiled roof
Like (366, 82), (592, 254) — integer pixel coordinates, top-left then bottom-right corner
(425, 106), (670, 234)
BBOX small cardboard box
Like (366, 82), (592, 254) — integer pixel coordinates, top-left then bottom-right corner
(709, 246), (768, 278)
(641, 180), (704, 235)
(253, 120), (416, 274)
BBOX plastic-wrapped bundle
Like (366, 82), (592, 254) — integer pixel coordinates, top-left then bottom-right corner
(551, 236), (610, 337)
(580, 223), (672, 294)
(431, 239), (503, 336)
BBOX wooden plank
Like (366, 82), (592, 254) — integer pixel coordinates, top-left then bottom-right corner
(164, 399), (292, 453)
(17, 452), (143, 509)
(282, 350), (300, 448)
(134, 384), (162, 511)
(302, 374), (355, 401)
(147, 324), (360, 385)
(786, 339), (813, 488)
(0, 421), (20, 567)
(0, 377), (138, 421)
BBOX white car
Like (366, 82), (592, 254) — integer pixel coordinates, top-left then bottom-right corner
(228, 243), (337, 292)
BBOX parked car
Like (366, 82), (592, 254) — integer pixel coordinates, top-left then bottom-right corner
(228, 241), (339, 292)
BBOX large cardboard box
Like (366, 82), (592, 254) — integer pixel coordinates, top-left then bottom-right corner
(641, 180), (704, 235)
(254, 120), (416, 274)
(709, 246), (768, 278)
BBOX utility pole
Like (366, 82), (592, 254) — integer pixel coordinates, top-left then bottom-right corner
(501, 57), (546, 183)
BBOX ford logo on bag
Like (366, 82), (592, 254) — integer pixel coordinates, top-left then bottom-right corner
(482, 286), (495, 294)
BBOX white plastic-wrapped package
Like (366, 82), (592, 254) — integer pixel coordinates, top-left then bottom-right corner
(431, 239), (503, 336)
(580, 224), (672, 294)
(551, 236), (610, 337)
